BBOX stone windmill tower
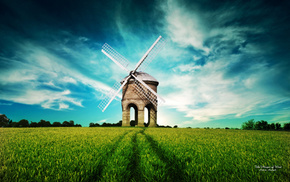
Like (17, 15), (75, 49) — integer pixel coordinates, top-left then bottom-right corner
(98, 36), (166, 127)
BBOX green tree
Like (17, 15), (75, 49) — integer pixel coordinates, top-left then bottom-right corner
(130, 120), (135, 127)
(30, 122), (38, 127)
(10, 122), (19, 127)
(18, 119), (29, 127)
(0, 114), (10, 127)
(69, 120), (74, 126)
(117, 120), (122, 126)
(275, 123), (281, 130)
(52, 122), (62, 127)
(38, 120), (51, 127)
(62, 121), (70, 127)
(284, 122), (290, 130)
(242, 119), (255, 130)
(255, 120), (268, 130)
(269, 123), (275, 130)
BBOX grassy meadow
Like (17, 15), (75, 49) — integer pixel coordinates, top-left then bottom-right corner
(1, 127), (289, 181)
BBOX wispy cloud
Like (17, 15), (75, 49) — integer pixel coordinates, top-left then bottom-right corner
(162, 0), (210, 54)
(0, 32), (115, 110)
(156, 0), (290, 123)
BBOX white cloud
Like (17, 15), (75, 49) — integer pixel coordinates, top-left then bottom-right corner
(159, 56), (290, 123)
(154, 0), (290, 125)
(59, 103), (69, 110)
(163, 0), (210, 54)
(0, 36), (115, 110)
(0, 88), (81, 110)
(98, 119), (107, 123)
(62, 76), (77, 84)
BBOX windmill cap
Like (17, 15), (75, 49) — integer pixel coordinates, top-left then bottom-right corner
(121, 71), (159, 86)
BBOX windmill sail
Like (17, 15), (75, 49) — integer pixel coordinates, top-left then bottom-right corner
(99, 35), (166, 112)
(102, 43), (130, 73)
(131, 74), (165, 105)
(138, 37), (167, 72)
(133, 79), (160, 107)
(98, 76), (130, 112)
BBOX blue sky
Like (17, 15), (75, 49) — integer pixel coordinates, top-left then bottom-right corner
(0, 0), (289, 127)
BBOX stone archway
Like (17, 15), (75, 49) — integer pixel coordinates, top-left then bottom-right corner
(128, 103), (138, 126)
(145, 104), (157, 127)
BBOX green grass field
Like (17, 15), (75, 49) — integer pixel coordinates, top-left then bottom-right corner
(1, 128), (289, 181)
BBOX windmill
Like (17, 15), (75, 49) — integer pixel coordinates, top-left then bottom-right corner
(98, 36), (166, 127)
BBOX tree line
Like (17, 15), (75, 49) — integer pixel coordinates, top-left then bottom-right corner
(0, 114), (82, 127)
(89, 120), (122, 127)
(241, 119), (290, 130)
(89, 120), (178, 128)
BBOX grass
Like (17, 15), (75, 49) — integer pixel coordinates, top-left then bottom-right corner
(1, 127), (289, 181)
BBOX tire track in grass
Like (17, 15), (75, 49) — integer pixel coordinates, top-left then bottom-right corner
(87, 130), (132, 181)
(128, 129), (143, 182)
(142, 131), (187, 181)
(98, 129), (143, 182)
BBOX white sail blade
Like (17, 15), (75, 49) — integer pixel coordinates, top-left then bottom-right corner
(132, 36), (163, 73)
(102, 43), (130, 73)
(139, 36), (166, 72)
(98, 76), (131, 112)
(133, 79), (158, 107)
(131, 74), (165, 104)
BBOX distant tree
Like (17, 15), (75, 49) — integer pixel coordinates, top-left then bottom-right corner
(130, 120), (135, 127)
(52, 122), (62, 127)
(225, 127), (229, 129)
(69, 120), (74, 126)
(255, 120), (268, 130)
(102, 122), (113, 127)
(242, 119), (255, 130)
(89, 122), (100, 127)
(0, 114), (10, 127)
(116, 120), (122, 127)
(18, 119), (29, 127)
(10, 122), (19, 127)
(269, 123), (275, 130)
(30, 122), (38, 127)
(75, 124), (82, 127)
(62, 121), (70, 127)
(275, 123), (281, 130)
(284, 122), (290, 130)
(173, 125), (178, 128)
(38, 120), (51, 127)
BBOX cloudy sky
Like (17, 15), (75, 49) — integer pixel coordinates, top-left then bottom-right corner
(0, 0), (289, 127)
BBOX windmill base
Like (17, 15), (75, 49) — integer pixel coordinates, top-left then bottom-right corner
(122, 107), (157, 127)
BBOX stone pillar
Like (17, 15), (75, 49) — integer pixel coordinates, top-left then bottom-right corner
(137, 110), (144, 127)
(122, 109), (130, 126)
(148, 108), (157, 127)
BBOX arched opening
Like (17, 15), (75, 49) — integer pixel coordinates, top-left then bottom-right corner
(128, 104), (138, 126)
(145, 104), (155, 127)
(144, 107), (149, 127)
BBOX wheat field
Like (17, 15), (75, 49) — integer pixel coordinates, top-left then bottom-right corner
(1, 127), (289, 181)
